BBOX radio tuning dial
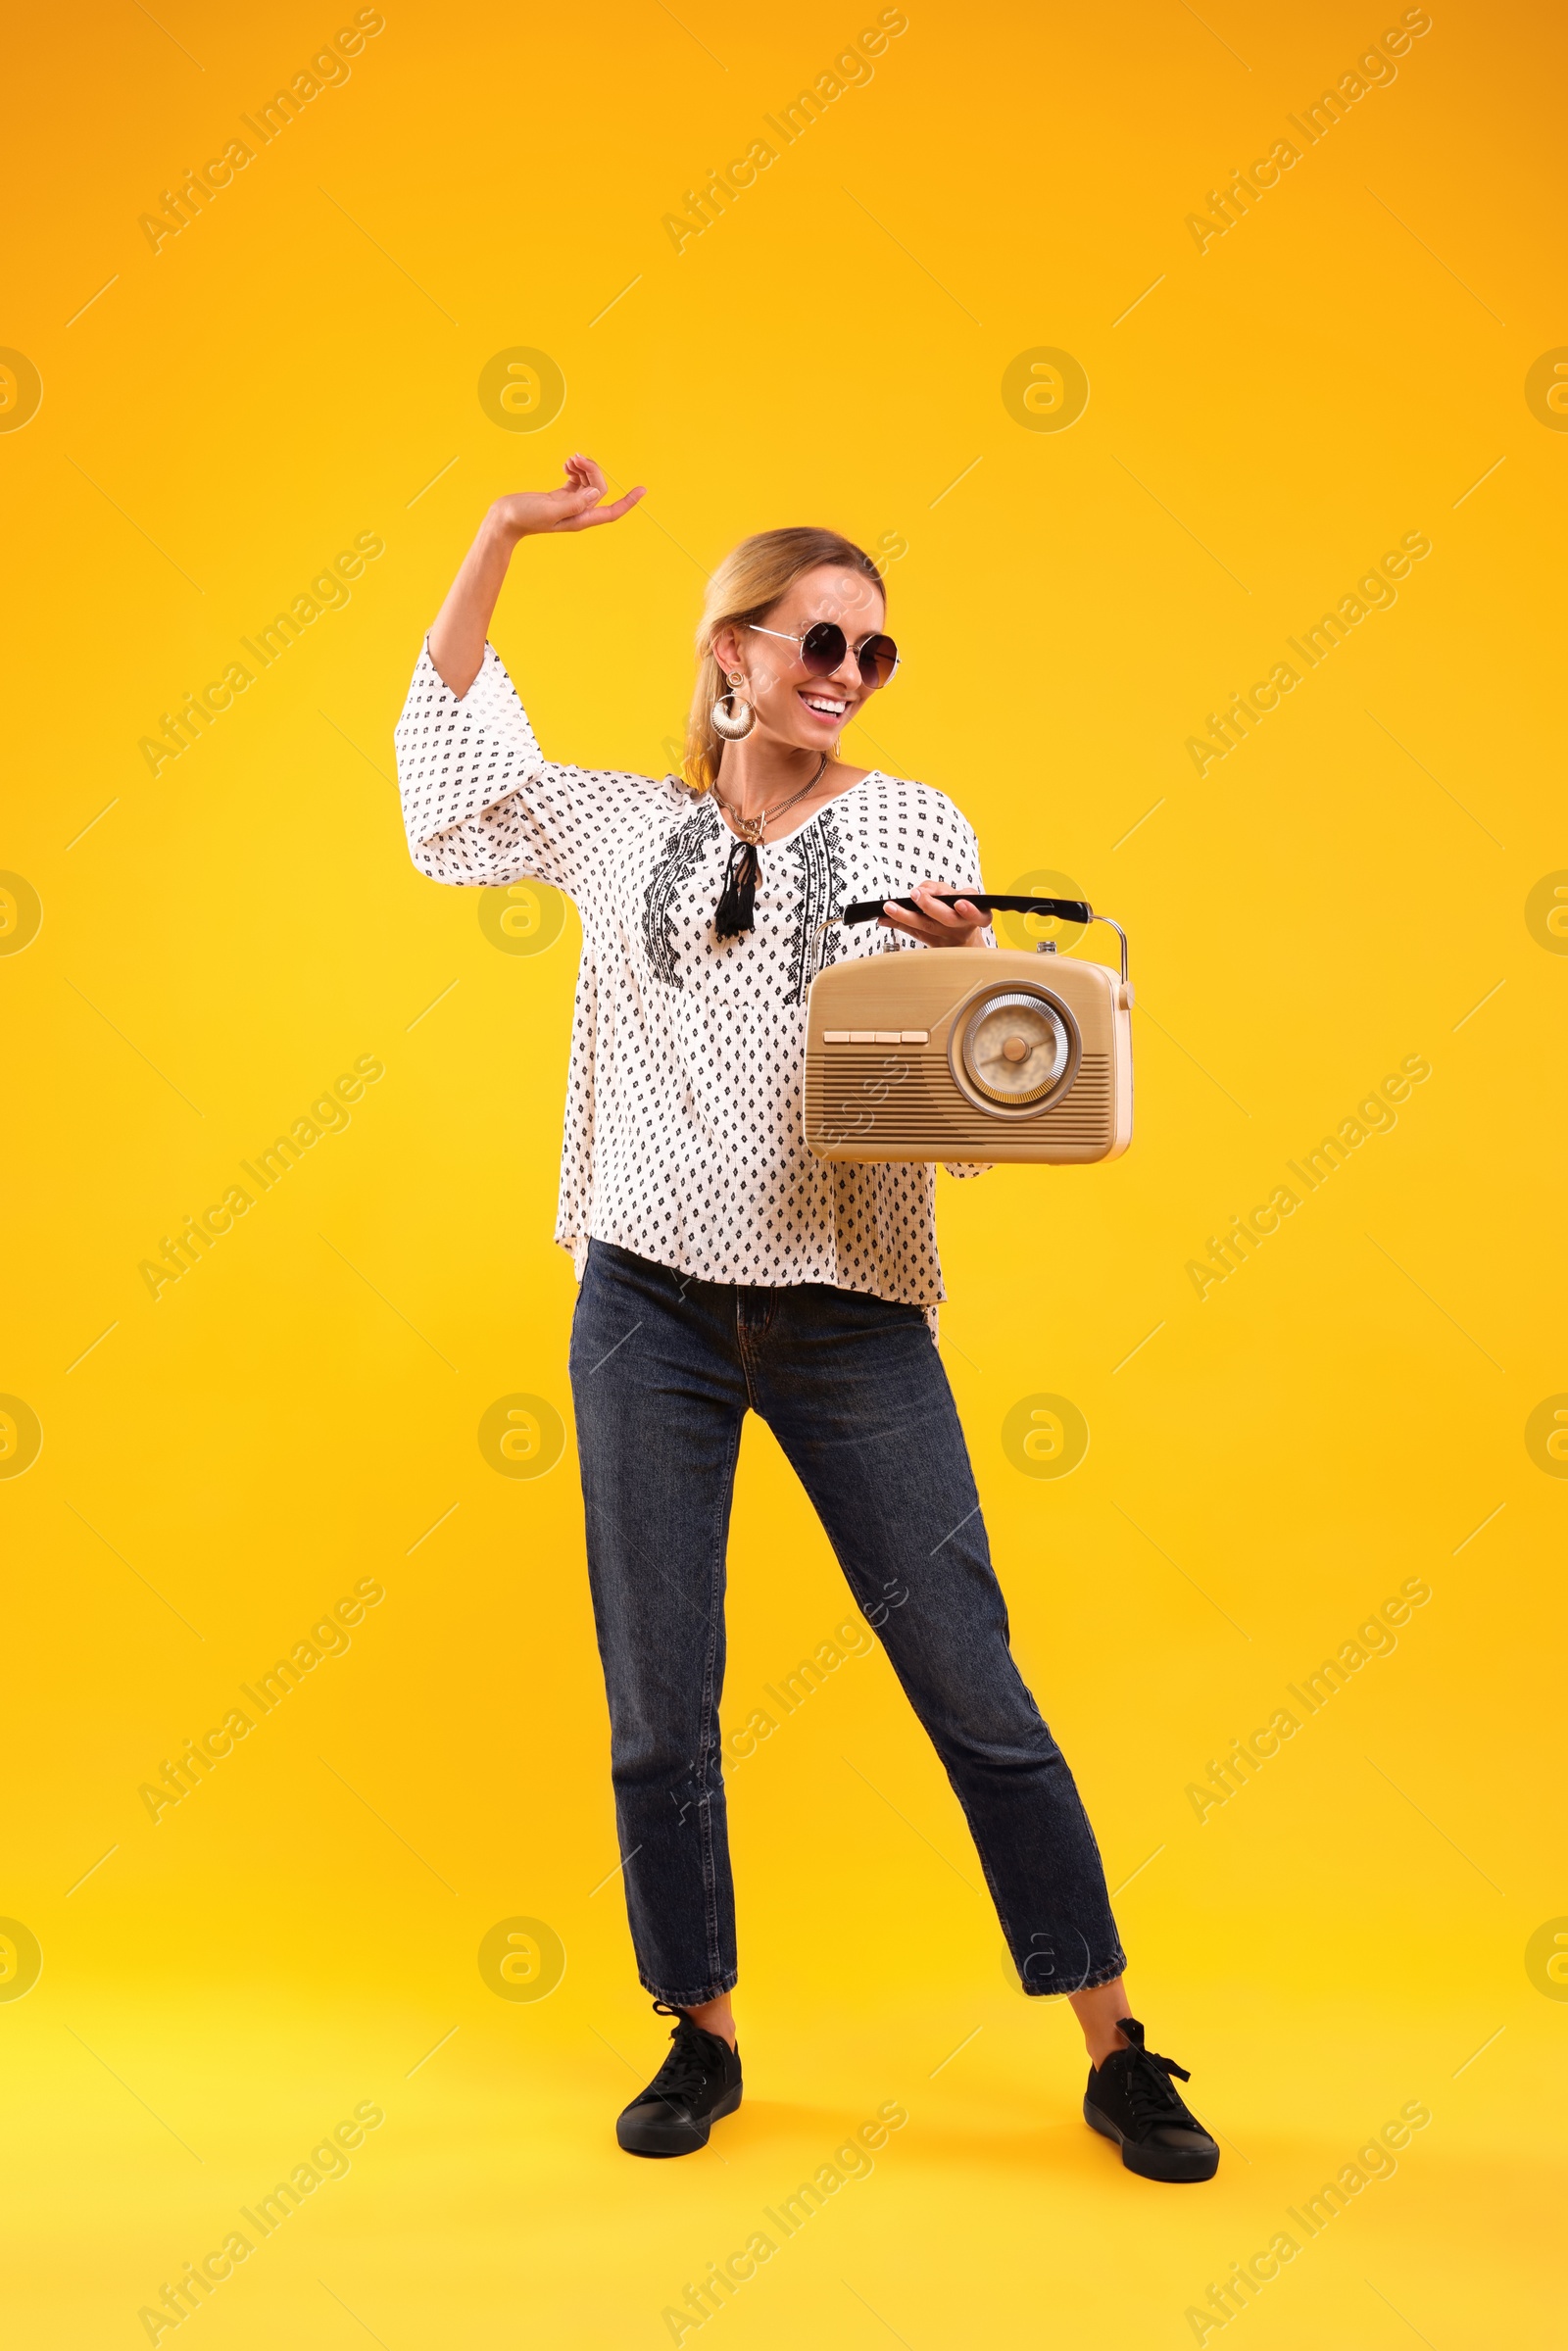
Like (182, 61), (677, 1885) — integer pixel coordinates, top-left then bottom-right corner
(959, 988), (1072, 1106)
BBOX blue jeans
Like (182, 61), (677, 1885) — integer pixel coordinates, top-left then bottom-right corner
(568, 1241), (1125, 2008)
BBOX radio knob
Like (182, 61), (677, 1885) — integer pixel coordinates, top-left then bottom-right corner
(958, 987), (1073, 1108)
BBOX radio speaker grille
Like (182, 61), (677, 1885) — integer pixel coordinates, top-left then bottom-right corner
(806, 1050), (1113, 1154)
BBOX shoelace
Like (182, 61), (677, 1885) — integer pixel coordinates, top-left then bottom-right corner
(645, 2003), (720, 2106)
(1111, 2019), (1195, 2129)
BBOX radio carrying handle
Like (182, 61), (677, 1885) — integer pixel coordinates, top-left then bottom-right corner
(813, 896), (1129, 987)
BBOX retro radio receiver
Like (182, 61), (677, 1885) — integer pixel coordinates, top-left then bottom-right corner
(804, 895), (1133, 1166)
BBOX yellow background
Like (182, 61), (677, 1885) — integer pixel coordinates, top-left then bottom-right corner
(3, 0), (1563, 2342)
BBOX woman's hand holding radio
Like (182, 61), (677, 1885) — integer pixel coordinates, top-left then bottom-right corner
(879, 882), (988, 949)
(429, 455), (646, 697)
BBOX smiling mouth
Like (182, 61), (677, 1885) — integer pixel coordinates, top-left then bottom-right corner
(799, 690), (850, 720)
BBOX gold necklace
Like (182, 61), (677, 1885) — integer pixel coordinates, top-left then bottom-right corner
(713, 753), (830, 845)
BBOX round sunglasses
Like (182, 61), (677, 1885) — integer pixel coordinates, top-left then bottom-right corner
(749, 619), (901, 690)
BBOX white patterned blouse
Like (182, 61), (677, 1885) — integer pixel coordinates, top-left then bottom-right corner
(394, 639), (990, 1316)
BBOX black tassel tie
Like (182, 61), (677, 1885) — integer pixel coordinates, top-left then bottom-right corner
(714, 835), (760, 940)
(711, 753), (827, 941)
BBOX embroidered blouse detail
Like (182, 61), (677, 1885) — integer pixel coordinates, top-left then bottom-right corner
(394, 639), (989, 1312)
(781, 801), (849, 1009)
(642, 803), (721, 990)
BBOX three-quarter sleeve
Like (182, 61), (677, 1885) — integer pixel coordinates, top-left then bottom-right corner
(862, 801), (996, 1181)
(394, 638), (641, 898)
(880, 810), (994, 957)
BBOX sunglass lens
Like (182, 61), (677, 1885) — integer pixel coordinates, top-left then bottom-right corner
(858, 633), (899, 688)
(800, 621), (847, 675)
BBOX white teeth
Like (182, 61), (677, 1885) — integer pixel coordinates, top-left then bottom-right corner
(803, 695), (847, 714)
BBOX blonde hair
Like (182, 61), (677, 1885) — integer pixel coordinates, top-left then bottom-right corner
(682, 526), (885, 793)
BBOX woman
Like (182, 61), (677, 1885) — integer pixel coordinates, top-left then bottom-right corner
(394, 455), (1217, 2184)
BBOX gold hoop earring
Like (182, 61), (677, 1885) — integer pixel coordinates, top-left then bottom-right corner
(711, 671), (755, 742)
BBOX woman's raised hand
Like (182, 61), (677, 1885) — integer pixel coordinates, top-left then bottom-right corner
(490, 455), (646, 540)
(428, 459), (648, 695)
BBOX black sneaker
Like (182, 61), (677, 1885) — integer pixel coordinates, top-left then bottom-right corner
(1083, 2016), (1219, 2182)
(615, 2002), (743, 2158)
